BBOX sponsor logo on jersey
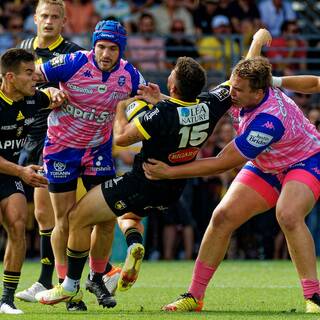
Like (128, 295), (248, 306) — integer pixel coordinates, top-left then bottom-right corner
(0, 138), (26, 149)
(16, 111), (25, 121)
(114, 200), (127, 210)
(26, 100), (35, 104)
(274, 89), (287, 117)
(25, 117), (35, 125)
(15, 180), (24, 192)
(109, 91), (129, 101)
(50, 54), (66, 68)
(246, 130), (273, 147)
(178, 103), (209, 125)
(312, 167), (320, 175)
(1, 125), (17, 130)
(97, 85), (107, 93)
(262, 121), (275, 130)
(168, 147), (199, 163)
(83, 70), (93, 78)
(66, 83), (94, 94)
(16, 126), (23, 137)
(144, 108), (159, 120)
(138, 71), (146, 85)
(211, 86), (230, 101)
(53, 161), (66, 172)
(118, 76), (126, 87)
(143, 205), (168, 211)
(62, 104), (113, 123)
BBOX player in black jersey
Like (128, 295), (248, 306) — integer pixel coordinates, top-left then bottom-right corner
(15, 0), (83, 309)
(35, 56), (232, 308)
(0, 48), (66, 314)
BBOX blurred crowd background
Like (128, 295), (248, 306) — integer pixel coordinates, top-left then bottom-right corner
(0, 0), (320, 262)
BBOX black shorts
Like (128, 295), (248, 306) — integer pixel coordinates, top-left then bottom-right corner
(101, 172), (185, 217)
(0, 174), (25, 201)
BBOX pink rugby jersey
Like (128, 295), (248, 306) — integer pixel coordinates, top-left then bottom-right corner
(40, 50), (145, 148)
(229, 87), (320, 173)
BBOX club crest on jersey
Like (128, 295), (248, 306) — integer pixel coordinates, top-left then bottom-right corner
(118, 76), (126, 86)
(114, 200), (127, 210)
(178, 103), (209, 125)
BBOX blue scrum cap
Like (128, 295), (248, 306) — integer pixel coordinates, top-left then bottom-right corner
(92, 20), (127, 58)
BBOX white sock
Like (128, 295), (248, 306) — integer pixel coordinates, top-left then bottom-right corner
(62, 276), (80, 292)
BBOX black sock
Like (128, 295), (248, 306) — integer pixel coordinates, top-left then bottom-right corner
(66, 248), (89, 281)
(125, 228), (143, 247)
(104, 262), (113, 274)
(1, 271), (20, 304)
(89, 271), (104, 283)
(38, 229), (54, 288)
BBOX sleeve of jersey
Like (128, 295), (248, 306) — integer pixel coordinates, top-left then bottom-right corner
(234, 113), (285, 159)
(133, 106), (163, 140)
(125, 63), (146, 96)
(35, 90), (51, 109)
(41, 51), (88, 83)
(198, 81), (232, 120)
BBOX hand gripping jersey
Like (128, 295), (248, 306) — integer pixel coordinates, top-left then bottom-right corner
(19, 36), (83, 143)
(229, 87), (320, 173)
(132, 84), (232, 186)
(0, 90), (50, 162)
(41, 50), (145, 148)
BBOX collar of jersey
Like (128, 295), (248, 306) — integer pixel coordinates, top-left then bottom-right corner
(169, 97), (199, 106)
(240, 88), (269, 117)
(33, 35), (64, 51)
(0, 90), (13, 105)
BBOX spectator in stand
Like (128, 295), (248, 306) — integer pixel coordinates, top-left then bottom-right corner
(127, 12), (165, 71)
(258, 0), (296, 37)
(64, 0), (95, 35)
(165, 19), (198, 68)
(192, 0), (221, 35)
(266, 20), (307, 74)
(197, 15), (240, 73)
(150, 0), (195, 36)
(228, 0), (261, 34)
(3, 14), (24, 50)
(93, 0), (131, 31)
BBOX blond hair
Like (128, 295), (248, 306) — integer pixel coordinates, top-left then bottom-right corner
(232, 57), (272, 92)
(36, 0), (65, 16)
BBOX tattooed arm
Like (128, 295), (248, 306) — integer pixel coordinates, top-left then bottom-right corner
(113, 98), (145, 146)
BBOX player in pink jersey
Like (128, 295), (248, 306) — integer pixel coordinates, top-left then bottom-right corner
(36, 20), (146, 308)
(144, 54), (320, 313)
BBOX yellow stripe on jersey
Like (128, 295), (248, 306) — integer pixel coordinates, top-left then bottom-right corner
(133, 117), (151, 140)
(169, 97), (199, 106)
(0, 90), (13, 105)
(33, 35), (64, 51)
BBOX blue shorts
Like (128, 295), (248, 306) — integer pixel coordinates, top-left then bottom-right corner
(43, 137), (115, 192)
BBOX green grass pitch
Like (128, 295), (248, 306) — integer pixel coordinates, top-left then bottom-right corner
(1, 260), (319, 319)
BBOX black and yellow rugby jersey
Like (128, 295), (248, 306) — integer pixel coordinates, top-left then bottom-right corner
(132, 83), (232, 183)
(18, 36), (83, 140)
(0, 90), (50, 162)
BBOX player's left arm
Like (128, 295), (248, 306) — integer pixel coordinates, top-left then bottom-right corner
(113, 98), (145, 147)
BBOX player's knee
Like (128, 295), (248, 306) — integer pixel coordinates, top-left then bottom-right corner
(211, 207), (237, 231)
(68, 207), (86, 231)
(6, 220), (26, 241)
(54, 217), (69, 235)
(276, 208), (300, 231)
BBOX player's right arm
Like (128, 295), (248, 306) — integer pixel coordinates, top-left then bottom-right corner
(0, 157), (48, 187)
(272, 75), (320, 94)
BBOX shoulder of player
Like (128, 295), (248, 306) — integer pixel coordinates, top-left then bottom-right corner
(59, 39), (84, 53)
(18, 37), (35, 51)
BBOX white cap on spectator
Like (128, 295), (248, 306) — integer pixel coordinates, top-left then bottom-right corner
(211, 15), (230, 28)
